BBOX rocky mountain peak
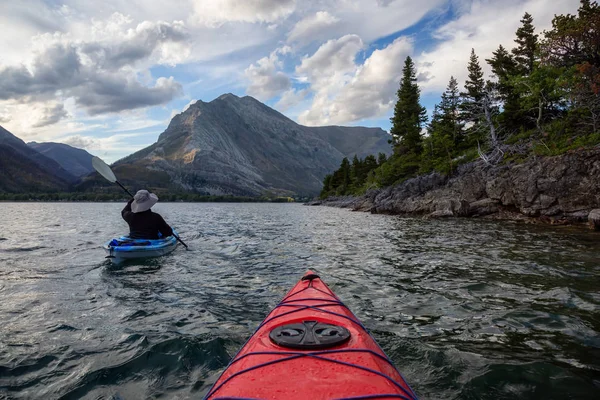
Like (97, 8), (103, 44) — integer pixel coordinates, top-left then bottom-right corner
(114, 95), (392, 196)
(217, 93), (239, 101)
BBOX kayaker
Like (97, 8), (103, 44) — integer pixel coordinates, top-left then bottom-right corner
(121, 190), (174, 239)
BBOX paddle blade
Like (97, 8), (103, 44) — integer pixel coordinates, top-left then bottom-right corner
(92, 156), (117, 183)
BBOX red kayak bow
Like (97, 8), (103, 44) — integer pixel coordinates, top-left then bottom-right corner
(205, 271), (418, 400)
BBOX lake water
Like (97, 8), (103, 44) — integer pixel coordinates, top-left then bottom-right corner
(0, 202), (599, 399)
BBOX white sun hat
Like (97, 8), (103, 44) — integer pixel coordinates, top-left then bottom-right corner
(131, 189), (159, 213)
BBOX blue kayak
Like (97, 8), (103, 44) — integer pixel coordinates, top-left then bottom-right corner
(103, 230), (178, 263)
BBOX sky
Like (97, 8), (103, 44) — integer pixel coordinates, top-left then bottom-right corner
(0, 0), (581, 163)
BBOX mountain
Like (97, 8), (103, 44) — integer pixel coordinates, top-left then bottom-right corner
(309, 126), (391, 160)
(81, 94), (392, 196)
(0, 126), (75, 192)
(28, 142), (95, 177)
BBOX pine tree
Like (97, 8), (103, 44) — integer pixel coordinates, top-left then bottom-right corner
(541, 0), (600, 68)
(461, 50), (500, 147)
(364, 155), (378, 172)
(424, 105), (450, 172)
(487, 45), (521, 131)
(320, 174), (333, 198)
(424, 77), (466, 173)
(351, 155), (367, 189)
(487, 45), (518, 96)
(336, 157), (351, 194)
(390, 56), (427, 155)
(461, 49), (486, 126)
(512, 12), (538, 75)
(440, 76), (465, 146)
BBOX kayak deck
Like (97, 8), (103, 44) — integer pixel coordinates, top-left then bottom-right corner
(102, 231), (178, 263)
(205, 271), (417, 400)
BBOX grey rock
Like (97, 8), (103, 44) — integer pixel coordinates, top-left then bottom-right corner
(428, 209), (454, 218)
(469, 199), (500, 216)
(588, 209), (600, 230)
(332, 148), (600, 225)
(112, 94), (392, 196)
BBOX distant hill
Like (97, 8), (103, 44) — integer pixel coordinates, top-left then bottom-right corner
(79, 94), (392, 196)
(0, 126), (75, 192)
(310, 126), (391, 160)
(28, 142), (94, 177)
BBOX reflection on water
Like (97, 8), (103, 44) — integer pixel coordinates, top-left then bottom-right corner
(0, 202), (598, 399)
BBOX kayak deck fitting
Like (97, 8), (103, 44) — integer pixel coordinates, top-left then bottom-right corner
(205, 271), (417, 400)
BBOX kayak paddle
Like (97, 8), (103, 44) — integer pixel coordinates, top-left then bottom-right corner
(91, 156), (189, 250)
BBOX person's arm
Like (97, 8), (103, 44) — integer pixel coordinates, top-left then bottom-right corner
(121, 199), (134, 222)
(157, 214), (174, 237)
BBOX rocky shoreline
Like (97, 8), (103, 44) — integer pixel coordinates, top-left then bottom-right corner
(307, 147), (600, 230)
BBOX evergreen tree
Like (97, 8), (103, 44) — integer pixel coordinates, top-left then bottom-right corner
(377, 152), (388, 165)
(512, 12), (538, 75)
(540, 1), (600, 133)
(351, 155), (368, 188)
(487, 45), (521, 131)
(424, 77), (465, 173)
(424, 105), (452, 173)
(390, 56), (427, 155)
(541, 0), (600, 68)
(351, 154), (361, 181)
(364, 155), (378, 172)
(320, 174), (332, 199)
(461, 49), (486, 127)
(461, 50), (500, 146)
(513, 65), (564, 133)
(440, 76), (465, 146)
(331, 157), (351, 194)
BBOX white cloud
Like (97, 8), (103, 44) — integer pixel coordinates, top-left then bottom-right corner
(1, 101), (74, 134)
(297, 34), (364, 93)
(245, 46), (292, 101)
(417, 0), (580, 93)
(73, 75), (183, 115)
(275, 88), (308, 111)
(287, 11), (340, 44)
(0, 98), (166, 159)
(287, 0), (446, 45)
(191, 0), (296, 26)
(31, 103), (69, 128)
(298, 36), (413, 125)
(62, 134), (98, 149)
(82, 15), (190, 69)
(0, 14), (188, 130)
(0, 113), (10, 124)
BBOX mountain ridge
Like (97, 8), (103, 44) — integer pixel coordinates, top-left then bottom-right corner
(1, 95), (392, 196)
(27, 142), (95, 177)
(0, 126), (75, 192)
(107, 94), (392, 196)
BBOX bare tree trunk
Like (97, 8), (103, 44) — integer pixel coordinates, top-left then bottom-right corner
(536, 97), (543, 133)
(483, 96), (498, 148)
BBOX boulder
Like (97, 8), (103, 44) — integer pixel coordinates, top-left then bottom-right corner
(588, 209), (600, 230)
(428, 209), (454, 218)
(469, 198), (500, 216)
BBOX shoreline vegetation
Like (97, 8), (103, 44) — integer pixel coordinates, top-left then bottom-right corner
(317, 2), (600, 229)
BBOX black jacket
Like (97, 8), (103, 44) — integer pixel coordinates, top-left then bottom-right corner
(121, 199), (173, 239)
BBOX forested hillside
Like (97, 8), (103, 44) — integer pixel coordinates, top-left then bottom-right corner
(321, 1), (600, 198)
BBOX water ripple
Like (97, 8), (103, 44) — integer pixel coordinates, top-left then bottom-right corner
(0, 203), (598, 399)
